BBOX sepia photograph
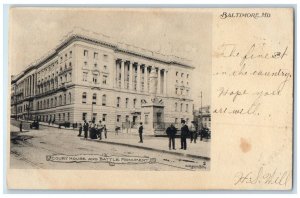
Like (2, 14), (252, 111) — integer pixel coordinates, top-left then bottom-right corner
(9, 8), (212, 171)
(6, 6), (293, 190)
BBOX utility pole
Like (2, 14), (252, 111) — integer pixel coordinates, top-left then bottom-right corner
(200, 91), (203, 130)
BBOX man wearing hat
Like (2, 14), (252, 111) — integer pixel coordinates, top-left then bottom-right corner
(180, 120), (189, 150)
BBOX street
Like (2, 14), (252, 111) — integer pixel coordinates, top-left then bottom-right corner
(10, 120), (210, 171)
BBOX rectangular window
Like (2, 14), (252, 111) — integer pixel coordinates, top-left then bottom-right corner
(145, 115), (149, 124)
(67, 112), (70, 121)
(92, 94), (97, 105)
(103, 54), (108, 61)
(82, 113), (87, 121)
(117, 115), (121, 122)
(94, 52), (98, 59)
(125, 98), (129, 108)
(63, 113), (65, 121)
(117, 97), (120, 107)
(93, 74), (98, 83)
(103, 75), (107, 84)
(92, 113), (97, 122)
(70, 51), (72, 58)
(102, 114), (107, 122)
(83, 72), (88, 81)
(84, 50), (88, 57)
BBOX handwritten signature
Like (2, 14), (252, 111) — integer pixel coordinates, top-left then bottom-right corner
(234, 166), (290, 186)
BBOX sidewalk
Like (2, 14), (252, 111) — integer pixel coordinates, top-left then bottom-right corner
(10, 125), (29, 132)
(84, 133), (210, 160)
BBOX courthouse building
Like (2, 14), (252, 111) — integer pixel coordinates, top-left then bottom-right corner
(11, 28), (194, 135)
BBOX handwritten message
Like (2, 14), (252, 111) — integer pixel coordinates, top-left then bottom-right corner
(213, 41), (292, 116)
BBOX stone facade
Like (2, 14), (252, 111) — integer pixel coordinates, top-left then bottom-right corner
(11, 28), (194, 135)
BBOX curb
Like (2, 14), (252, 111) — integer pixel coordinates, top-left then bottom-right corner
(82, 138), (210, 161)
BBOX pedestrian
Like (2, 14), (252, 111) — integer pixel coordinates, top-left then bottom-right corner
(78, 123), (82, 137)
(180, 120), (189, 150)
(103, 124), (107, 139)
(97, 121), (103, 140)
(166, 123), (177, 150)
(83, 120), (89, 139)
(190, 121), (197, 143)
(90, 122), (98, 139)
(19, 121), (23, 132)
(138, 122), (143, 143)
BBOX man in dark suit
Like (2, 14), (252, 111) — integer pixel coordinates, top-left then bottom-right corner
(166, 123), (177, 150)
(180, 120), (189, 150)
(138, 122), (143, 143)
(83, 120), (89, 139)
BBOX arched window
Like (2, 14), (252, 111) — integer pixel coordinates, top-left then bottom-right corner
(175, 102), (178, 112)
(102, 94), (106, 106)
(69, 92), (71, 104)
(133, 98), (137, 108)
(54, 97), (57, 107)
(180, 103), (183, 112)
(82, 92), (87, 104)
(92, 93), (97, 104)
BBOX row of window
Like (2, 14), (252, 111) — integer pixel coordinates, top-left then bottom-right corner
(81, 93), (142, 109)
(175, 88), (189, 96)
(37, 72), (72, 94)
(37, 113), (70, 122)
(60, 50), (72, 63)
(82, 113), (107, 122)
(174, 102), (190, 113)
(83, 72), (108, 85)
(83, 49), (108, 60)
(175, 71), (189, 79)
(37, 92), (72, 110)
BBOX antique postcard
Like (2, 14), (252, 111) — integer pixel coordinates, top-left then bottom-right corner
(6, 7), (293, 190)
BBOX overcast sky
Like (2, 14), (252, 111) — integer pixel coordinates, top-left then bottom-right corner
(10, 8), (211, 108)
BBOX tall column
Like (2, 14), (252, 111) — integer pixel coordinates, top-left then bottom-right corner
(163, 70), (168, 95)
(24, 79), (26, 97)
(32, 75), (34, 96)
(28, 77), (30, 96)
(115, 60), (119, 88)
(157, 68), (161, 94)
(145, 66), (148, 93)
(25, 78), (28, 97)
(29, 76), (32, 96)
(137, 63), (141, 92)
(121, 60), (125, 89)
(129, 62), (133, 91)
